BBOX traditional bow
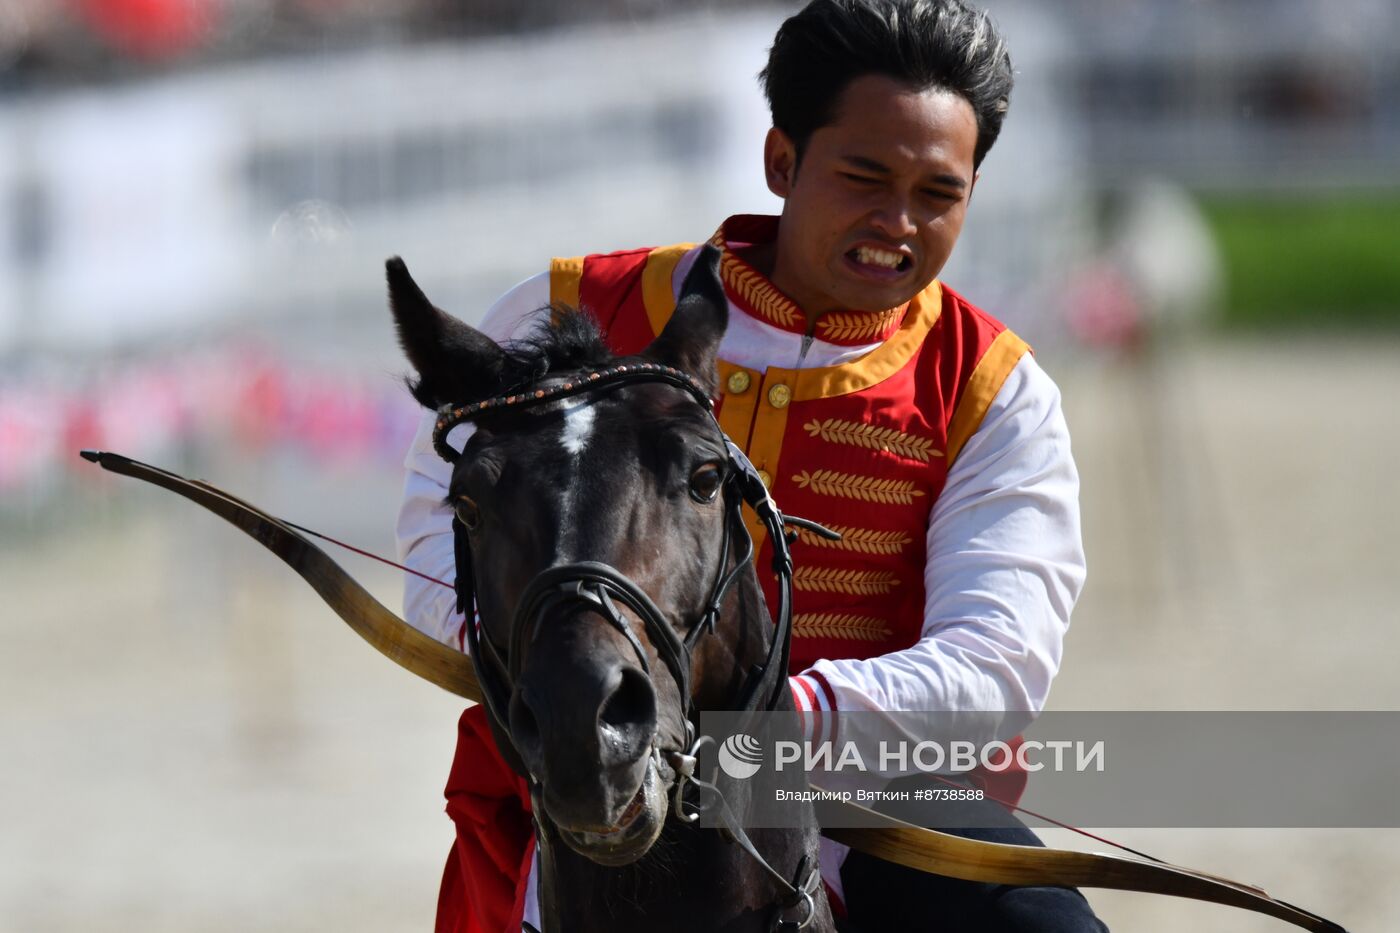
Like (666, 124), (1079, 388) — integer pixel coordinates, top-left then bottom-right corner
(81, 450), (1346, 932)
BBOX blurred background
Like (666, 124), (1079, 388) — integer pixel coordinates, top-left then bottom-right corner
(1, 1), (1397, 930)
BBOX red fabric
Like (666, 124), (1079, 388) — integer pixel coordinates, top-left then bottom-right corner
(969, 735), (1031, 809)
(575, 248), (662, 355)
(437, 706), (535, 933)
(77, 0), (214, 59)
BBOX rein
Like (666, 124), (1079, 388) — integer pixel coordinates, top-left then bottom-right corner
(433, 359), (837, 930)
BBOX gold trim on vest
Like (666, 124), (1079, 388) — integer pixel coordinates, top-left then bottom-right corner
(550, 256), (584, 309)
(793, 567), (901, 595)
(803, 418), (942, 463)
(816, 307), (905, 343)
(797, 524), (914, 556)
(744, 371), (794, 544)
(708, 226), (802, 331)
(716, 361), (759, 445)
(789, 282), (943, 401)
(722, 255), (801, 329)
(640, 244), (695, 337)
(793, 469), (926, 505)
(709, 217), (909, 345)
(945, 328), (1032, 464)
(793, 613), (893, 642)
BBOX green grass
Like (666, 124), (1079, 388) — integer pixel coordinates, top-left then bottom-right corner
(1199, 193), (1400, 331)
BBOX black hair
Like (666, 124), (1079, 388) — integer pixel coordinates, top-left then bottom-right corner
(494, 307), (614, 396)
(759, 0), (1014, 168)
(402, 306), (611, 410)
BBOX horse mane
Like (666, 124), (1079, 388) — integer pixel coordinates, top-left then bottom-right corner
(500, 304), (616, 391)
(406, 304), (614, 409)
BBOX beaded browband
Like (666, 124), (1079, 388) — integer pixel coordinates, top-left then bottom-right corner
(431, 361), (713, 463)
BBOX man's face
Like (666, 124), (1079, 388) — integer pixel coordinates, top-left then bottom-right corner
(767, 74), (980, 315)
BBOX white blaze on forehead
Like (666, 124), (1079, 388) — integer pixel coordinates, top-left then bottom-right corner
(555, 399), (597, 561)
(560, 402), (596, 456)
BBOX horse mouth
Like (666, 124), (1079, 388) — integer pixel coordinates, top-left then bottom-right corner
(595, 781), (649, 835)
(556, 753), (667, 865)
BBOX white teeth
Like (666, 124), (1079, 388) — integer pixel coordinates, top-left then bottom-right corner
(855, 246), (905, 269)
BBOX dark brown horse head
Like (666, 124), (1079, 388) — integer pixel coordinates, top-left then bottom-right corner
(389, 248), (767, 866)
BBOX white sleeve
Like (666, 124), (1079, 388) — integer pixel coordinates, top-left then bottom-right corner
(789, 353), (1086, 763)
(394, 272), (553, 649)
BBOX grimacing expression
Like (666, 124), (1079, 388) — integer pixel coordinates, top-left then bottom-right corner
(766, 74), (980, 316)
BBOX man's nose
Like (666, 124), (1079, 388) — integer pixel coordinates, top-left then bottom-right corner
(868, 196), (918, 239)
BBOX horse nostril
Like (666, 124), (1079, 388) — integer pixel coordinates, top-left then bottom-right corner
(598, 667), (656, 744)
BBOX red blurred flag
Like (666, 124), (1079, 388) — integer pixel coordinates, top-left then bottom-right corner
(75, 0), (218, 60)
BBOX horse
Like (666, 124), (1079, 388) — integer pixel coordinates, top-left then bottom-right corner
(387, 245), (836, 933)
(73, 248), (1349, 933)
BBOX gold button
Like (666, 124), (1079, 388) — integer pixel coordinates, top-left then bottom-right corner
(726, 370), (751, 394)
(767, 383), (791, 409)
(757, 470), (772, 488)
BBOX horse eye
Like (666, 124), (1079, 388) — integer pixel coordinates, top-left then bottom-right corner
(455, 496), (481, 530)
(688, 464), (723, 503)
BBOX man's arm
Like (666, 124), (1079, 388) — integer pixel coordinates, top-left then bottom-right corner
(394, 272), (552, 650)
(788, 353), (1086, 757)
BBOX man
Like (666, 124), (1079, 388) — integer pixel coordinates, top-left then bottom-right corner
(397, 1), (1093, 930)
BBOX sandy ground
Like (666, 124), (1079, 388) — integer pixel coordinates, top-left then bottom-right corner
(2, 337), (1396, 931)
(1044, 337), (1400, 932)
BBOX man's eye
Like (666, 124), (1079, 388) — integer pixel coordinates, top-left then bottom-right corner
(455, 496), (481, 530)
(841, 172), (879, 185)
(688, 463), (724, 503)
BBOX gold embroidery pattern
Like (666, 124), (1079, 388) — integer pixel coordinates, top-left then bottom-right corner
(710, 230), (801, 330)
(817, 307), (903, 343)
(793, 613), (892, 642)
(794, 567), (900, 595)
(797, 524), (912, 556)
(793, 469), (925, 505)
(804, 418), (942, 463)
(726, 258), (800, 329)
(709, 227), (903, 341)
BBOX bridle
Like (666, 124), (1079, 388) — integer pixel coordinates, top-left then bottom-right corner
(433, 359), (835, 931)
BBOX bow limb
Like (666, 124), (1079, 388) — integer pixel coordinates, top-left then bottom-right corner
(83, 450), (1344, 931)
(81, 450), (483, 704)
(820, 796), (1345, 931)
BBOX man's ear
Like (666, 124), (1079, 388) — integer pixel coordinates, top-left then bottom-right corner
(641, 244), (727, 395)
(386, 257), (507, 408)
(967, 170), (980, 207)
(763, 127), (798, 199)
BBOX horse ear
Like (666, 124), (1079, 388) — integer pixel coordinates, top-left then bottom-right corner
(387, 257), (507, 408)
(642, 244), (728, 395)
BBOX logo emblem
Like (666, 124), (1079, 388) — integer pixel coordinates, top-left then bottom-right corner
(718, 733), (763, 780)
